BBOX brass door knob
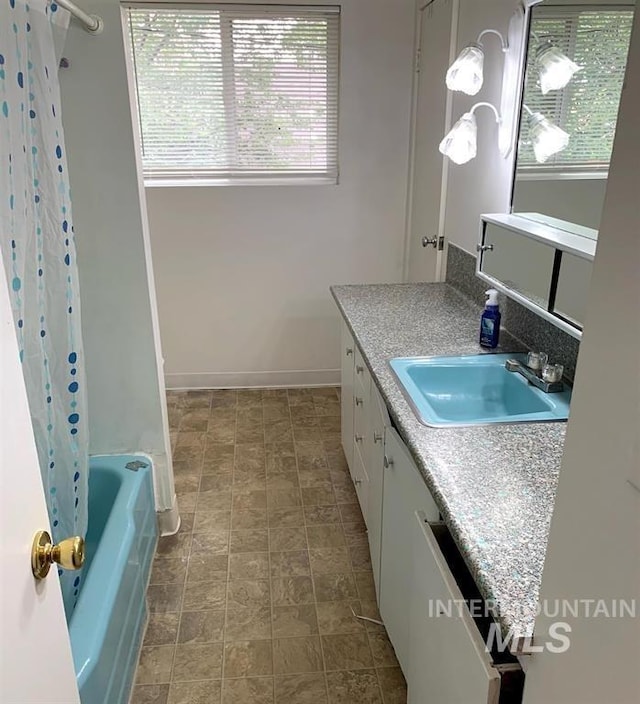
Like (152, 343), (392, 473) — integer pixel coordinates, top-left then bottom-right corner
(31, 530), (85, 580)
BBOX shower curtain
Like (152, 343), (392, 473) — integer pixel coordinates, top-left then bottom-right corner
(1, 0), (88, 615)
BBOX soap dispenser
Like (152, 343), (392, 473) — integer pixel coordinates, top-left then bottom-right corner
(480, 289), (501, 349)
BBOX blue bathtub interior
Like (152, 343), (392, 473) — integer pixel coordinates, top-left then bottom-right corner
(68, 455), (157, 704)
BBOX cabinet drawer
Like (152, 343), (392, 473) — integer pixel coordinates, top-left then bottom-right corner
(341, 321), (356, 474)
(353, 443), (370, 519)
(407, 513), (501, 704)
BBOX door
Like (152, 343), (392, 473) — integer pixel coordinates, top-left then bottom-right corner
(405, 0), (457, 283)
(0, 259), (80, 702)
(407, 514), (501, 704)
(379, 428), (440, 672)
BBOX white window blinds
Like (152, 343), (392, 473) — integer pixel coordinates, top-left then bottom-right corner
(520, 6), (633, 171)
(126, 4), (340, 182)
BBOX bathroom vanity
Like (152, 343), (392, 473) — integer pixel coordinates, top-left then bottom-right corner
(332, 283), (568, 704)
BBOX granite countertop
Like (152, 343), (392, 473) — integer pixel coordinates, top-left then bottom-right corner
(331, 283), (567, 643)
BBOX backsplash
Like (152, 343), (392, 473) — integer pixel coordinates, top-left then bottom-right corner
(446, 243), (580, 382)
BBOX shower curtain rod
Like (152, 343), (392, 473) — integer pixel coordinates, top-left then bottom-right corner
(56, 0), (104, 34)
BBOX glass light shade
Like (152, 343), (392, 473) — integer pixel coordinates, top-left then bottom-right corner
(439, 112), (478, 165)
(529, 112), (570, 163)
(536, 44), (582, 94)
(446, 44), (485, 96)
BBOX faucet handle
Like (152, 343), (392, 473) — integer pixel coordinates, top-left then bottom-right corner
(526, 351), (548, 371)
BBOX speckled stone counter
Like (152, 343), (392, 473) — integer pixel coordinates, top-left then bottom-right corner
(331, 283), (567, 642)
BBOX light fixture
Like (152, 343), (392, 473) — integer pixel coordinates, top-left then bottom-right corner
(439, 103), (501, 165)
(446, 29), (508, 96)
(536, 40), (582, 94)
(523, 105), (570, 163)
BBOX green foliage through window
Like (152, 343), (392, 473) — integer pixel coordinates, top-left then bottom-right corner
(126, 5), (340, 181)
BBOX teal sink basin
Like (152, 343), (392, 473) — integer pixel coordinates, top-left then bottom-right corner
(389, 354), (571, 427)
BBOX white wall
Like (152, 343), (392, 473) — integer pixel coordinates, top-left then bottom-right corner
(443, 0), (524, 255)
(523, 8), (640, 702)
(144, 0), (416, 389)
(59, 1), (175, 519)
(513, 177), (607, 230)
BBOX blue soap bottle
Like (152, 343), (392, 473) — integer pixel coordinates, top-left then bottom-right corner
(479, 289), (501, 349)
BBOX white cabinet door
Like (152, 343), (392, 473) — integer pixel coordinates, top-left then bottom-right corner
(0, 262), (80, 702)
(367, 384), (389, 600)
(340, 321), (355, 475)
(379, 428), (439, 672)
(407, 512), (501, 704)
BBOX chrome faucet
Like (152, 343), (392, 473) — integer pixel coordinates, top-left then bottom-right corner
(505, 354), (565, 393)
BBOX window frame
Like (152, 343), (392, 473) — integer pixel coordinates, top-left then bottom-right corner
(124, 2), (341, 187)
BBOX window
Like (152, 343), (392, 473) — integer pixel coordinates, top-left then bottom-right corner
(126, 4), (340, 184)
(519, 6), (633, 172)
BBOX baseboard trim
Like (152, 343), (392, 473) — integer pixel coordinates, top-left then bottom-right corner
(165, 369), (341, 390)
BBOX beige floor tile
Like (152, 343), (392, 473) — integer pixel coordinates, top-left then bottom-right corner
(206, 423), (236, 445)
(274, 673), (328, 704)
(229, 552), (270, 580)
(326, 670), (382, 704)
(349, 544), (374, 572)
(376, 667), (407, 704)
(186, 554), (229, 584)
(306, 525), (346, 549)
(178, 610), (225, 644)
(272, 636), (323, 675)
(269, 551), (311, 578)
(193, 510), (231, 534)
(301, 486), (336, 506)
(222, 677), (274, 704)
(266, 471), (299, 491)
(191, 530), (230, 556)
(223, 640), (274, 678)
(271, 576), (315, 606)
(232, 508), (268, 530)
(200, 473), (233, 493)
(183, 582), (227, 611)
(313, 573), (359, 602)
(225, 605), (272, 641)
(316, 601), (366, 635)
(156, 533), (191, 560)
(131, 684), (170, 704)
(202, 445), (235, 474)
(304, 506), (341, 525)
(144, 613), (180, 646)
(168, 680), (221, 704)
(298, 470), (333, 489)
(227, 579), (271, 609)
(309, 548), (351, 575)
(264, 420), (294, 443)
(322, 633), (374, 671)
(368, 633), (399, 669)
(268, 507), (305, 528)
(172, 643), (223, 681)
(272, 604), (319, 638)
(269, 527), (307, 552)
(230, 529), (269, 554)
(197, 491), (233, 513)
(267, 489), (303, 509)
(136, 646), (175, 685)
(355, 573), (377, 602)
(150, 557), (188, 586)
(147, 584), (184, 614)
(232, 489), (267, 510)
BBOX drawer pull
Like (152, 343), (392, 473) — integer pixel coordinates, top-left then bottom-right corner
(355, 397), (363, 407)
(383, 455), (393, 469)
(356, 365), (364, 375)
(355, 435), (364, 443)
(346, 347), (354, 356)
(354, 478), (363, 486)
(374, 432), (383, 443)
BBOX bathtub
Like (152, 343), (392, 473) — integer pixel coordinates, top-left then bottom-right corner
(68, 455), (157, 704)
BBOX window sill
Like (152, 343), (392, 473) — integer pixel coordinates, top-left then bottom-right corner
(516, 170), (609, 182)
(144, 176), (339, 188)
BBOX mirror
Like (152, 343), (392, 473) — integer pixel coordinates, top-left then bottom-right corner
(511, 0), (635, 236)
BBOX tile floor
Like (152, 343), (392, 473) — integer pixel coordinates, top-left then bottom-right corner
(131, 387), (407, 704)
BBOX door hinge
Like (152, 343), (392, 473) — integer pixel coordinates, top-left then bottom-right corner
(415, 48), (422, 73)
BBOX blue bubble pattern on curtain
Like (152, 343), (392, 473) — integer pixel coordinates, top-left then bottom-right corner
(0, 0), (88, 616)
